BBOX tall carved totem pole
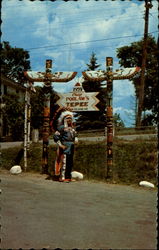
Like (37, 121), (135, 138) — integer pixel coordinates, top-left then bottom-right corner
(24, 60), (77, 173)
(82, 57), (140, 179)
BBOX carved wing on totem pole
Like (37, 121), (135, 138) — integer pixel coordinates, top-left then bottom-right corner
(112, 67), (141, 80)
(82, 70), (107, 82)
(82, 67), (140, 81)
(24, 71), (77, 82)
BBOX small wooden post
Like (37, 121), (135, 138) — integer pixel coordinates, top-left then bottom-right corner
(24, 86), (28, 171)
(27, 93), (31, 150)
(24, 82), (31, 171)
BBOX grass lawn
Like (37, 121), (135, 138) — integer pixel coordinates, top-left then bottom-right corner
(1, 136), (157, 186)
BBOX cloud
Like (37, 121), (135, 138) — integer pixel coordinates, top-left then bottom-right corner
(114, 79), (135, 97)
(2, 0), (158, 127)
(3, 0), (157, 74)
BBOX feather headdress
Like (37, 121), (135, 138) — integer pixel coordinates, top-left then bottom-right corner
(50, 107), (73, 131)
(58, 110), (73, 126)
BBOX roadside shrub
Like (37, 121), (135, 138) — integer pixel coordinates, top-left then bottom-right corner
(1, 145), (23, 170)
(113, 141), (157, 185)
(73, 142), (107, 180)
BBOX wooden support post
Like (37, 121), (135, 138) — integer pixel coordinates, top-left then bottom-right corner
(24, 86), (28, 171)
(27, 93), (31, 150)
(24, 83), (31, 171)
(136, 0), (152, 126)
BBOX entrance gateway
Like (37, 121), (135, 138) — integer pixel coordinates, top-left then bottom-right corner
(24, 58), (140, 178)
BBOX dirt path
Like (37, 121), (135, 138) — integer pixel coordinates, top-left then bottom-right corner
(0, 170), (157, 249)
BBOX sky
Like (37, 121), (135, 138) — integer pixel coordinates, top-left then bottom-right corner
(1, 0), (158, 127)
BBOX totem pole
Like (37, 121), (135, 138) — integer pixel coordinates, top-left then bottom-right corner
(106, 57), (113, 179)
(42, 60), (52, 174)
(24, 60), (77, 174)
(82, 57), (140, 179)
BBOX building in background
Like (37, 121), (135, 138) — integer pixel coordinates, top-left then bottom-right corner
(0, 75), (26, 141)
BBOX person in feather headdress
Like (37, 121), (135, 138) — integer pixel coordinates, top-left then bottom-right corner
(50, 107), (78, 182)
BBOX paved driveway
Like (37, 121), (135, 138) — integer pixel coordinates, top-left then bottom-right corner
(0, 171), (157, 249)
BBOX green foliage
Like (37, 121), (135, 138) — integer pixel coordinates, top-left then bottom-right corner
(0, 41), (31, 85)
(113, 113), (125, 127)
(86, 52), (101, 70)
(2, 93), (24, 140)
(30, 85), (59, 131)
(1, 140), (157, 185)
(77, 52), (106, 130)
(27, 144), (43, 172)
(1, 146), (23, 169)
(116, 35), (158, 125)
(74, 142), (107, 180)
(113, 140), (157, 185)
(30, 86), (45, 130)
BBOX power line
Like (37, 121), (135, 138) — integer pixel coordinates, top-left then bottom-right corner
(2, 8), (148, 23)
(3, 1), (152, 27)
(2, 15), (146, 36)
(26, 31), (158, 51)
(29, 42), (134, 55)
(2, 2), (136, 13)
(2, 7), (157, 36)
(29, 36), (155, 55)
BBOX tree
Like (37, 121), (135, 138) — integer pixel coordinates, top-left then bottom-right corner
(86, 52), (101, 70)
(0, 41), (31, 85)
(30, 86), (45, 130)
(30, 85), (59, 135)
(2, 93), (24, 141)
(77, 52), (107, 130)
(116, 35), (158, 125)
(113, 113), (125, 128)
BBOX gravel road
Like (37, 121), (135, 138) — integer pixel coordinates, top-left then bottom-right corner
(0, 170), (157, 249)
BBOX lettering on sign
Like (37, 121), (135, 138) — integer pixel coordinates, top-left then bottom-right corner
(57, 82), (99, 111)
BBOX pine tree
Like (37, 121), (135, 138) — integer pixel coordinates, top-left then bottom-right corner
(77, 52), (106, 130)
(86, 52), (101, 71)
(113, 113), (125, 127)
(30, 86), (59, 131)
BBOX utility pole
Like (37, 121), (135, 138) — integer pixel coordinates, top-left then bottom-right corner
(136, 0), (153, 127)
(82, 59), (140, 179)
(24, 61), (77, 174)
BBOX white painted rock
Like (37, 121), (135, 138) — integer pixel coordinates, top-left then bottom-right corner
(10, 165), (22, 175)
(71, 171), (83, 180)
(139, 181), (155, 188)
